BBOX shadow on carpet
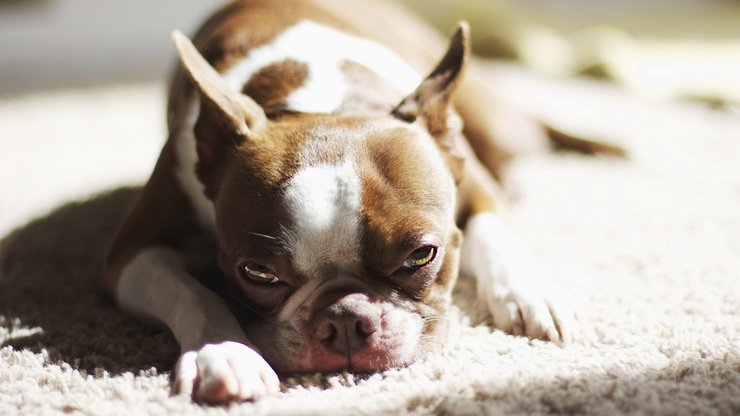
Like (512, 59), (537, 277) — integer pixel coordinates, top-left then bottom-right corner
(0, 188), (179, 376)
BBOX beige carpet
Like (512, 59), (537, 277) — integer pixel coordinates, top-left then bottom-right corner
(1, 66), (739, 415)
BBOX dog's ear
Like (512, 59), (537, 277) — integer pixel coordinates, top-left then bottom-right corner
(172, 31), (267, 158)
(392, 22), (469, 140)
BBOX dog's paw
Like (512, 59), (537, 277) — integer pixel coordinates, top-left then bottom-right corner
(174, 341), (280, 403)
(482, 282), (581, 344)
(461, 213), (583, 344)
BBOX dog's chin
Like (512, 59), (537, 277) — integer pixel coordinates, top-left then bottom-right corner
(303, 340), (421, 373)
(273, 343), (420, 374)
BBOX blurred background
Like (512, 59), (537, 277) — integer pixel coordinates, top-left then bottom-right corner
(2, 0), (740, 105)
(0, 0), (221, 95)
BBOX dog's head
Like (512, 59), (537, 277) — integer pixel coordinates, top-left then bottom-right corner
(173, 24), (469, 373)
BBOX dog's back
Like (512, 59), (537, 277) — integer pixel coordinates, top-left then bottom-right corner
(167, 0), (451, 125)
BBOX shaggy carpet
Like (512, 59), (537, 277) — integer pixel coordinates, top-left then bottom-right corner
(1, 66), (738, 415)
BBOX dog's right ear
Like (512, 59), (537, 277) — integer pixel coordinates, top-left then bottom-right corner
(172, 31), (266, 147)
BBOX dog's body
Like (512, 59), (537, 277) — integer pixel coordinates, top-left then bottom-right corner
(104, 0), (580, 403)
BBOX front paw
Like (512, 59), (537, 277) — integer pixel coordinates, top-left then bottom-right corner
(482, 283), (581, 343)
(174, 341), (280, 403)
(461, 213), (583, 343)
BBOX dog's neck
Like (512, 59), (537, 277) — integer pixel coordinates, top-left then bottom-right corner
(221, 20), (421, 116)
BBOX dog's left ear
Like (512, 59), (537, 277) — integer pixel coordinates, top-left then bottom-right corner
(392, 22), (469, 140)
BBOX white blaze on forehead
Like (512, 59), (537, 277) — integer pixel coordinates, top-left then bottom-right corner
(283, 159), (362, 276)
(222, 20), (421, 113)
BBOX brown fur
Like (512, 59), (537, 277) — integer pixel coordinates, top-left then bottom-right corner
(242, 60), (309, 117)
(103, 139), (207, 296)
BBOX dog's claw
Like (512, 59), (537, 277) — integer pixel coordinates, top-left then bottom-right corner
(174, 341), (279, 403)
(483, 283), (581, 344)
(174, 351), (199, 396)
(548, 293), (582, 344)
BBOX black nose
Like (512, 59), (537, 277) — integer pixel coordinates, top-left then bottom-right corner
(314, 294), (380, 354)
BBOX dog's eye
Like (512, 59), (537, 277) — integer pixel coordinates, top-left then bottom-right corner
(241, 264), (279, 284)
(403, 246), (437, 269)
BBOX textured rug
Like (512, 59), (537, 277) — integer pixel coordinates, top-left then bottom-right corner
(1, 66), (738, 415)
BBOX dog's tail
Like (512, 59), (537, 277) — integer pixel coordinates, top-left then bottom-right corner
(545, 125), (626, 157)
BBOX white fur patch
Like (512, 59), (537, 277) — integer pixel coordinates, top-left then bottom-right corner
(117, 247), (246, 350)
(222, 20), (421, 113)
(283, 158), (361, 276)
(174, 96), (216, 231)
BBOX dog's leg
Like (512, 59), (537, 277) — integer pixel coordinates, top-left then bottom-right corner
(116, 246), (280, 402)
(103, 143), (279, 402)
(456, 140), (581, 343)
(454, 61), (550, 182)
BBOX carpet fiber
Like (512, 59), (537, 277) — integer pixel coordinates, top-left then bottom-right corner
(1, 66), (738, 415)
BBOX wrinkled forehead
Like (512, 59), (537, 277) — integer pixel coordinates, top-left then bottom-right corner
(279, 117), (455, 276)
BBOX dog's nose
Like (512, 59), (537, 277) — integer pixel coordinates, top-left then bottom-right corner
(314, 294), (380, 354)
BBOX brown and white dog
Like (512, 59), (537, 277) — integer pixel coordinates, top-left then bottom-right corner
(103, 0), (581, 403)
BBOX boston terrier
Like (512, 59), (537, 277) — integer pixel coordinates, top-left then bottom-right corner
(104, 0), (581, 403)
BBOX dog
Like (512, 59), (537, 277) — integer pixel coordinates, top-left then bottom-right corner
(103, 0), (582, 403)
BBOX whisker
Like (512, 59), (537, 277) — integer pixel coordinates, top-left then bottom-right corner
(422, 315), (450, 323)
(247, 231), (278, 241)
